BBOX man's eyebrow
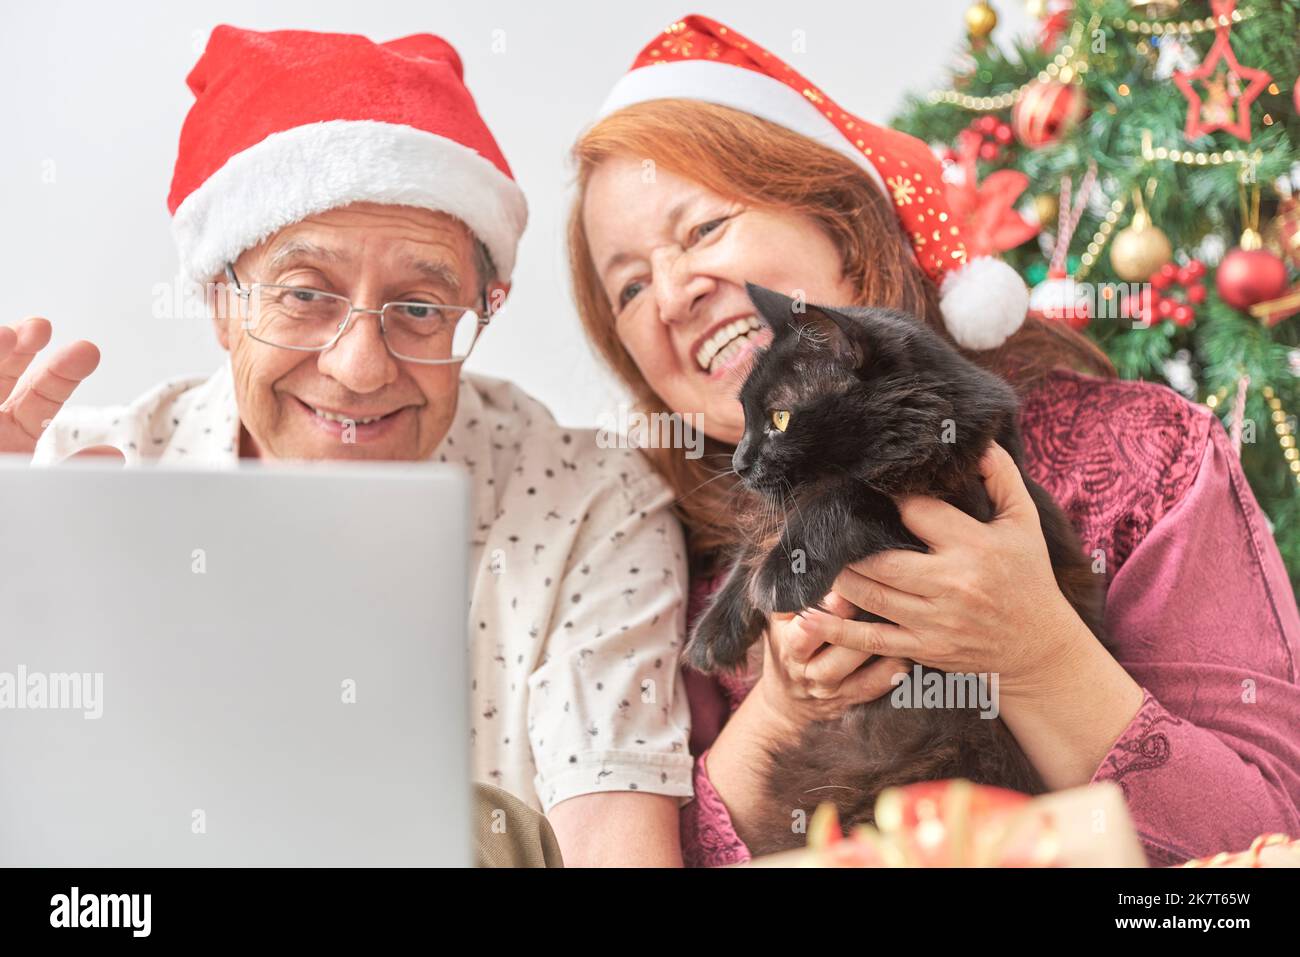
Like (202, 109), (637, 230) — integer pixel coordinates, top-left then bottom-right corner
(398, 255), (463, 299)
(600, 200), (690, 278)
(262, 242), (463, 298)
(265, 240), (345, 271)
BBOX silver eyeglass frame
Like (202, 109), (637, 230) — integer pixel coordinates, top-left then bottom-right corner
(222, 263), (491, 365)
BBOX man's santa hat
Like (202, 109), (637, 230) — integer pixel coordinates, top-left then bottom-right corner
(598, 14), (1028, 350)
(168, 26), (527, 286)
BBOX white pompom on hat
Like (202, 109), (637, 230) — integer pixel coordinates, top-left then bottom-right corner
(597, 14), (1029, 350)
(940, 255), (1032, 350)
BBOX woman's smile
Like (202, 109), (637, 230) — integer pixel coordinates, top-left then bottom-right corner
(690, 314), (771, 379)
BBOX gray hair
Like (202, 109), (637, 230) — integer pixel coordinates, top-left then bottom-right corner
(472, 239), (497, 305)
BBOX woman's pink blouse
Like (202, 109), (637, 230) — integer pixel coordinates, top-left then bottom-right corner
(679, 369), (1300, 867)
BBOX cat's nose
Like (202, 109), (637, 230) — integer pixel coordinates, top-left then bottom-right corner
(731, 436), (754, 476)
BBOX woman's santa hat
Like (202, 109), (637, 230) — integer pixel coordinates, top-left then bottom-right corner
(598, 14), (1028, 350)
(168, 26), (527, 285)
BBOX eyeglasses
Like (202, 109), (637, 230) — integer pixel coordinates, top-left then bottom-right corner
(222, 264), (490, 365)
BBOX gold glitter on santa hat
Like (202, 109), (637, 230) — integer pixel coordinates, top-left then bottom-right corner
(597, 14), (1030, 350)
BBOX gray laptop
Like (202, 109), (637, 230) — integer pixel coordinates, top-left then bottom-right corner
(0, 458), (470, 866)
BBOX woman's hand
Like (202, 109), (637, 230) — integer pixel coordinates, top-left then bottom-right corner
(755, 592), (910, 731)
(799, 442), (1092, 700)
(795, 442), (1143, 789)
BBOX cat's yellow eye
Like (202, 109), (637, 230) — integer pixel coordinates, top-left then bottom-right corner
(770, 410), (791, 432)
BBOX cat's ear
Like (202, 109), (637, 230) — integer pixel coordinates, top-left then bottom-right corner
(744, 282), (798, 337)
(804, 305), (869, 370)
(746, 283), (869, 368)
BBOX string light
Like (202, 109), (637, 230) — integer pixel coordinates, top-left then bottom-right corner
(1114, 4), (1254, 36)
(927, 18), (1097, 111)
(1205, 385), (1300, 486)
(1141, 129), (1261, 167)
(1076, 196), (1128, 281)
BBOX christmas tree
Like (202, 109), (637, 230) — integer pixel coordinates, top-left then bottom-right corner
(893, 0), (1300, 586)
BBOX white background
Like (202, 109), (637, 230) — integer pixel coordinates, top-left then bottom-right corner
(0, 0), (1031, 427)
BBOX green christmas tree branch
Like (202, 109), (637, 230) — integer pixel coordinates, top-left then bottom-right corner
(893, 0), (1300, 587)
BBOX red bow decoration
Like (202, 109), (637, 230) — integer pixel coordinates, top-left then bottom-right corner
(1038, 6), (1072, 53)
(945, 130), (1040, 258)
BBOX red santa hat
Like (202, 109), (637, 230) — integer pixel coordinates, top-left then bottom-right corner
(597, 14), (1028, 350)
(168, 26), (527, 286)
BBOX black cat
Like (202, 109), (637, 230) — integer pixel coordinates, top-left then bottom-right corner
(688, 283), (1106, 856)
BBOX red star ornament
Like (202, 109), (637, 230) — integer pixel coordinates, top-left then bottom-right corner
(1172, 9), (1271, 141)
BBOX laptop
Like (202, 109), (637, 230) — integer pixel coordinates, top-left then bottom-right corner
(0, 458), (471, 866)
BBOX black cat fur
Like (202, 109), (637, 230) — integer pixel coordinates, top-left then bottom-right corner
(687, 282), (1106, 856)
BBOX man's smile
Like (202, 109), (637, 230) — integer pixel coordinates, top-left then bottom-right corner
(289, 395), (415, 442)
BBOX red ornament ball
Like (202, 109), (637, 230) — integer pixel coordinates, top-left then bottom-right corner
(1216, 247), (1289, 310)
(1012, 79), (1086, 148)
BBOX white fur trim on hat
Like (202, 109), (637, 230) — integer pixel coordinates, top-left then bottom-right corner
(171, 119), (528, 283)
(598, 59), (886, 193)
(938, 256), (1029, 350)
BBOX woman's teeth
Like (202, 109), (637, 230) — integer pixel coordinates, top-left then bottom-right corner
(695, 316), (762, 373)
(311, 406), (387, 425)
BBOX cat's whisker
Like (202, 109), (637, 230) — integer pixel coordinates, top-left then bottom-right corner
(676, 468), (737, 503)
(782, 477), (807, 530)
(773, 485), (794, 565)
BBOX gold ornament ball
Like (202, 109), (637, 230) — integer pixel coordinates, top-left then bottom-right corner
(966, 1), (998, 39)
(1034, 193), (1059, 227)
(1110, 211), (1173, 281)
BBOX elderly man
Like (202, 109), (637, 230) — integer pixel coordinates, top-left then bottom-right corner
(0, 26), (692, 866)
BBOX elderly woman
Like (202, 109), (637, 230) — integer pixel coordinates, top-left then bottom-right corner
(568, 15), (1300, 866)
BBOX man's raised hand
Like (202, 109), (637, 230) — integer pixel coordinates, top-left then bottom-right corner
(0, 318), (101, 456)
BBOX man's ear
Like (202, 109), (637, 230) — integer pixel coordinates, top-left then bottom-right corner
(485, 281), (511, 316)
(207, 272), (232, 352)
